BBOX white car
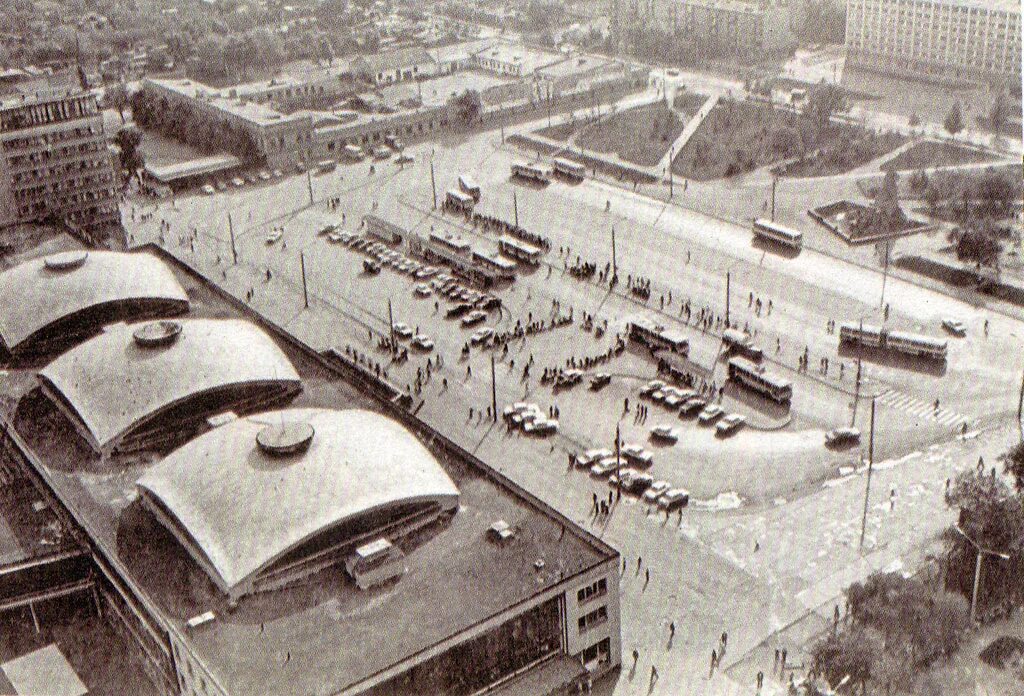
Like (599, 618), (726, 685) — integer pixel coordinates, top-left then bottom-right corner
(502, 402), (533, 420)
(511, 405), (544, 428)
(328, 232), (344, 243)
(461, 310), (487, 327)
(470, 327), (494, 345)
(201, 183), (215, 195)
(231, 177), (245, 187)
(258, 170), (271, 181)
(524, 417), (558, 435)
(621, 444), (653, 467)
(698, 404), (725, 425)
(716, 413), (746, 436)
(272, 169), (283, 178)
(650, 425), (679, 443)
(658, 488), (690, 510)
(575, 448), (612, 468)
(411, 334), (433, 351)
(942, 318), (967, 336)
(640, 380), (666, 397)
(265, 230), (283, 244)
(642, 481), (671, 504)
(650, 389), (667, 403)
(414, 284), (432, 297)
(590, 457), (621, 478)
(392, 322), (413, 339)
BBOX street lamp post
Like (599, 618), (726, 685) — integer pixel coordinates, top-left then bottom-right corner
(954, 525), (1011, 624)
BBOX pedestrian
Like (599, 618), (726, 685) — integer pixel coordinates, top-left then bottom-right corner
(774, 648), (780, 671)
(593, 492), (598, 511)
(645, 568), (650, 584)
(670, 622), (675, 639)
(632, 649), (639, 667)
(710, 649), (717, 678)
(780, 648), (787, 670)
(637, 556), (642, 573)
(756, 671), (764, 689)
(650, 665), (658, 684)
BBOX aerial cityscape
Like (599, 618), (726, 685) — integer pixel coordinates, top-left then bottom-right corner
(0, 0), (1021, 694)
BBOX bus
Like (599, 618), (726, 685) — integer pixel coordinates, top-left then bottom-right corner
(458, 174), (481, 201)
(839, 323), (945, 360)
(511, 161), (552, 184)
(445, 189), (476, 213)
(627, 319), (689, 356)
(471, 250), (517, 280)
(752, 218), (803, 250)
(498, 236), (543, 265)
(727, 357), (792, 403)
(364, 214), (404, 245)
(553, 157), (586, 181)
(317, 159), (337, 174)
(722, 328), (763, 361)
(345, 538), (406, 590)
(343, 144), (364, 161)
(429, 231), (472, 256)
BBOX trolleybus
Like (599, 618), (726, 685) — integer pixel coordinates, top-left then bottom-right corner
(511, 161), (552, 184)
(752, 218), (803, 250)
(553, 157), (586, 181)
(839, 323), (946, 360)
(498, 236), (543, 265)
(445, 189), (475, 213)
(627, 319), (689, 355)
(458, 174), (481, 201)
(727, 357), (792, 403)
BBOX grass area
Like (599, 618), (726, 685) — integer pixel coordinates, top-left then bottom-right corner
(881, 140), (998, 172)
(671, 97), (907, 180)
(534, 91), (707, 168)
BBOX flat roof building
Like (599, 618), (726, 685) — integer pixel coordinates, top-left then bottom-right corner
(0, 242), (621, 696)
(0, 250), (189, 362)
(846, 0), (1022, 84)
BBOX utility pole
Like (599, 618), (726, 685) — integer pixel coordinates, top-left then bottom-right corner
(430, 161), (437, 210)
(306, 169), (314, 206)
(859, 398), (876, 551)
(770, 177), (778, 221)
(725, 272), (731, 326)
(388, 299), (395, 350)
(880, 240), (891, 309)
(490, 355), (498, 423)
(513, 191), (519, 228)
(614, 423), (622, 497)
(611, 226), (617, 278)
(1017, 367), (1024, 434)
(300, 251), (309, 309)
(228, 213), (237, 264)
(669, 146), (674, 199)
(852, 319), (864, 427)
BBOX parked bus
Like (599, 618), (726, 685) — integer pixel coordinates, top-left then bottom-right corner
(722, 328), (763, 361)
(458, 174), (481, 201)
(727, 357), (792, 403)
(429, 231), (472, 256)
(839, 323), (945, 360)
(317, 159), (337, 174)
(553, 157), (586, 181)
(627, 319), (689, 356)
(471, 250), (517, 280)
(364, 214), (404, 245)
(498, 236), (543, 265)
(752, 218), (803, 250)
(839, 323), (884, 348)
(445, 189), (476, 213)
(343, 144), (364, 161)
(345, 538), (405, 590)
(511, 161), (552, 184)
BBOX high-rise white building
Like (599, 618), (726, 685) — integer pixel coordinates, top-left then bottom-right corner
(846, 0), (1021, 84)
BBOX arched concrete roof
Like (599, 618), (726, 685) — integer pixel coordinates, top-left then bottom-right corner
(0, 251), (189, 354)
(39, 319), (300, 454)
(136, 408), (459, 597)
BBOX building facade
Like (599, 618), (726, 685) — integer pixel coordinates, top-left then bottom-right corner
(613, 0), (792, 58)
(0, 89), (119, 237)
(846, 0), (1022, 84)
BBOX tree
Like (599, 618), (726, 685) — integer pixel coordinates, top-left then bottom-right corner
(106, 83), (129, 123)
(1002, 442), (1024, 494)
(955, 221), (1002, 269)
(810, 629), (878, 693)
(114, 126), (144, 174)
(944, 102), (965, 139)
(804, 83), (848, 132)
(988, 91), (1010, 135)
(449, 89), (482, 123)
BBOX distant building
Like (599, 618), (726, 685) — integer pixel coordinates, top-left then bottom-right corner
(612, 0), (792, 58)
(845, 0), (1022, 84)
(0, 87), (119, 238)
(352, 47), (438, 85)
(473, 44), (564, 77)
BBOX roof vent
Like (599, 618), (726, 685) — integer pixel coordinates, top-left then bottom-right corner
(186, 610), (216, 630)
(43, 250), (88, 271)
(256, 422), (315, 456)
(487, 520), (515, 543)
(133, 320), (182, 348)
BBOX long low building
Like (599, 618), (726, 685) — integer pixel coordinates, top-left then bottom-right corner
(0, 242), (621, 696)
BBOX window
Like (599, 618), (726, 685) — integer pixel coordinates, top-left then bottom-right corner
(577, 578), (608, 604)
(578, 605), (608, 634)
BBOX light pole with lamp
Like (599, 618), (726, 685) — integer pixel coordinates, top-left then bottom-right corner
(954, 524), (1011, 624)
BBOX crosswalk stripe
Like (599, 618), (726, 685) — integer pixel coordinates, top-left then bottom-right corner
(874, 387), (968, 430)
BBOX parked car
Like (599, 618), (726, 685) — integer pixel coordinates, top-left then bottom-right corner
(650, 425), (679, 443)
(589, 373), (611, 390)
(679, 397), (707, 416)
(621, 444), (653, 467)
(363, 259), (381, 274)
(470, 327), (494, 345)
(410, 334), (434, 351)
(658, 488), (690, 510)
(697, 404), (725, 425)
(639, 380), (666, 398)
(575, 448), (612, 468)
(716, 414), (746, 436)
(258, 170), (271, 181)
(523, 417), (558, 435)
(215, 180), (227, 191)
(201, 183), (215, 195)
(414, 284), (432, 297)
(941, 318), (967, 336)
(396, 153), (414, 164)
(555, 369), (583, 387)
(446, 303), (473, 319)
(391, 322), (413, 339)
(265, 230), (283, 244)
(619, 470), (654, 495)
(825, 427), (861, 447)
(590, 457), (621, 478)
(461, 310), (487, 327)
(231, 177), (245, 187)
(642, 481), (671, 504)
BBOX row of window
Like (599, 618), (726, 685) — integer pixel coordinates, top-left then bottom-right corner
(8, 141), (105, 171)
(2, 124), (102, 151)
(10, 157), (112, 185)
(578, 605), (609, 634)
(577, 578), (608, 605)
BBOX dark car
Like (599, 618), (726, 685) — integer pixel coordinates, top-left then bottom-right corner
(445, 302), (473, 319)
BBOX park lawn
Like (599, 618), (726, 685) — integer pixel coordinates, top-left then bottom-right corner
(534, 119), (579, 142)
(881, 140), (998, 172)
(781, 129), (907, 178)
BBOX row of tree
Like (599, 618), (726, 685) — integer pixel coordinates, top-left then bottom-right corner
(130, 89), (261, 162)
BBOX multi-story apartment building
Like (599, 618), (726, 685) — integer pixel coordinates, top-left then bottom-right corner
(0, 88), (119, 237)
(846, 0), (1022, 84)
(612, 0), (791, 58)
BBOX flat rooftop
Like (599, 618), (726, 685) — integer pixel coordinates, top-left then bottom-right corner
(145, 78), (310, 127)
(477, 43), (564, 74)
(1, 243), (613, 696)
(539, 55), (615, 79)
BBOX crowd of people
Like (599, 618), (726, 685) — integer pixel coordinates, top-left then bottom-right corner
(471, 212), (552, 250)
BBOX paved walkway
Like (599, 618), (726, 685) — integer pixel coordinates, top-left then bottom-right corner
(655, 93), (720, 181)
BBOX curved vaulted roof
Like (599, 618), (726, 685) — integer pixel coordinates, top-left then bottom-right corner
(39, 319), (300, 454)
(136, 408), (459, 597)
(0, 251), (189, 355)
